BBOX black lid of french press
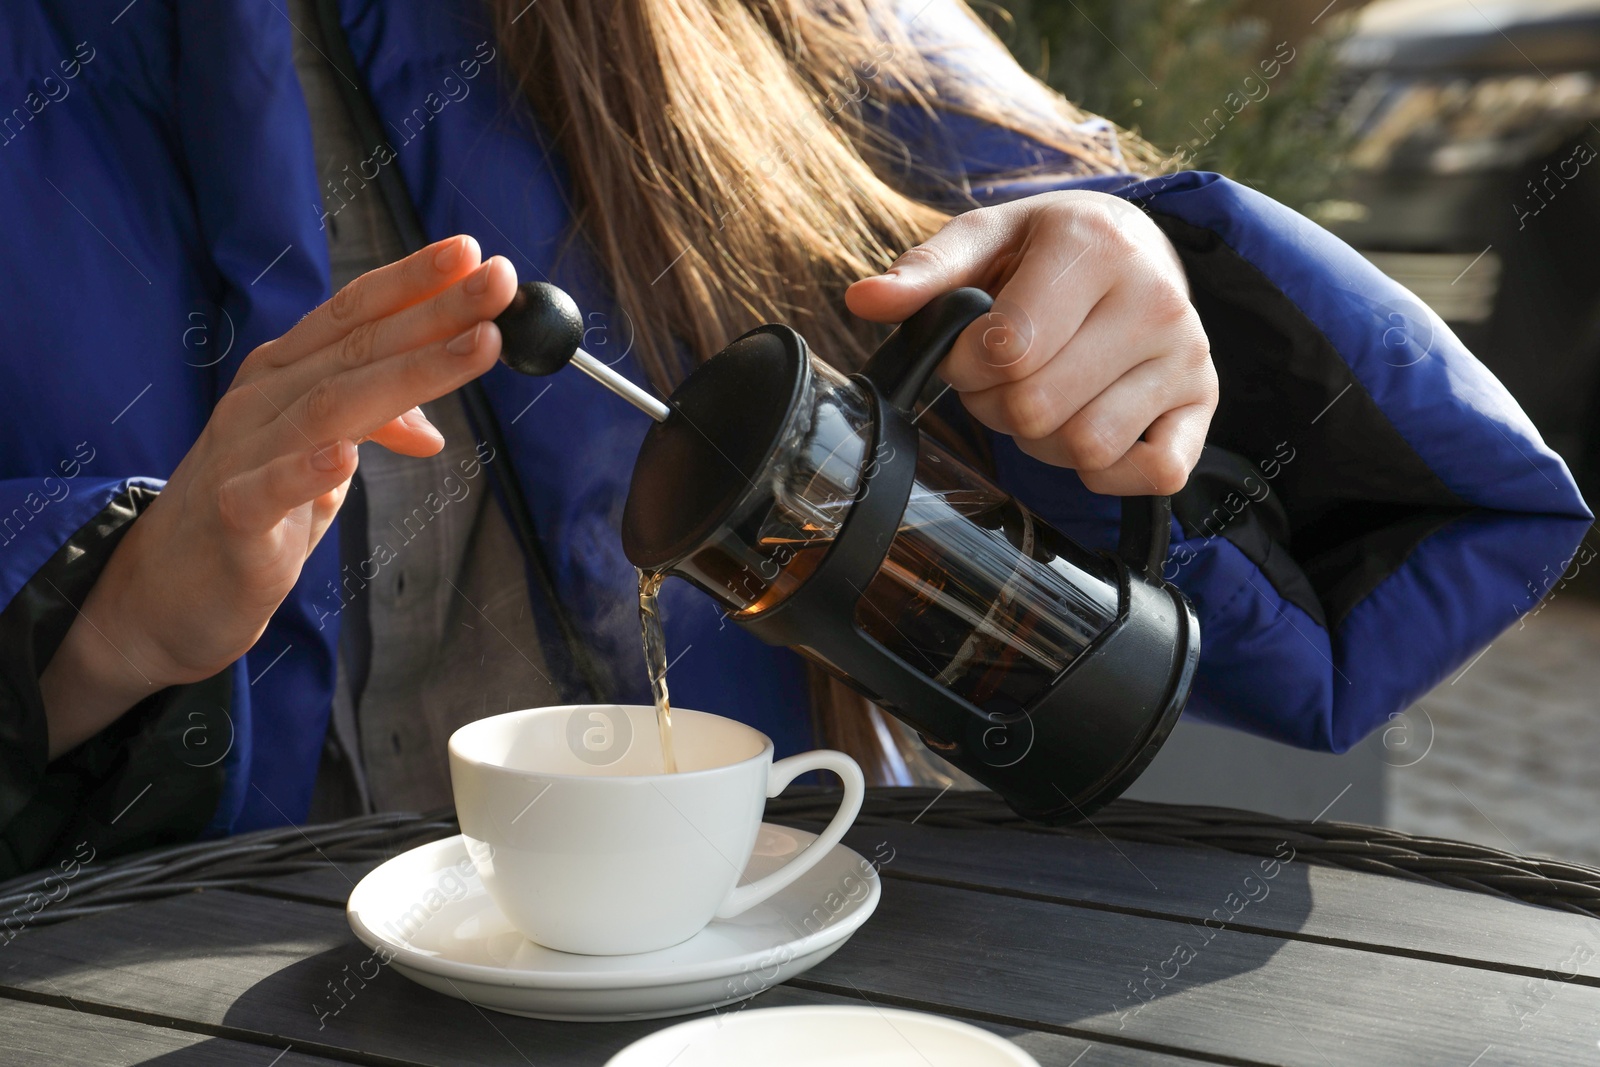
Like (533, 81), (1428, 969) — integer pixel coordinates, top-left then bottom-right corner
(620, 325), (811, 571)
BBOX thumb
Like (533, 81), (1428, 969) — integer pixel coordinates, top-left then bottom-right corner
(844, 207), (1023, 323)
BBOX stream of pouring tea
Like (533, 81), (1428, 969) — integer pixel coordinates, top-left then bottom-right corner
(637, 569), (678, 773)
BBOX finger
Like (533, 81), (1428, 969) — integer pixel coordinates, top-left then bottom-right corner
(275, 320), (502, 449)
(306, 480), (352, 556)
(843, 204), (1024, 324)
(937, 219), (1133, 394)
(243, 236), (482, 376)
(364, 407), (446, 456)
(1066, 405), (1211, 497)
(1002, 357), (1194, 469)
(216, 439), (358, 535)
(262, 256), (517, 410)
(955, 284), (1167, 441)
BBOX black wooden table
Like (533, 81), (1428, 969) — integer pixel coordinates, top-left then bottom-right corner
(3, 790), (1600, 1065)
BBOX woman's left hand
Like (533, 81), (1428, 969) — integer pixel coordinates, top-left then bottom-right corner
(846, 190), (1216, 496)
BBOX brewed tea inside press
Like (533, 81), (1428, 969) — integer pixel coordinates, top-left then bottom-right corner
(494, 282), (1200, 823)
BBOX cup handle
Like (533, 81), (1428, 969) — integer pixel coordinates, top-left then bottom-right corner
(713, 749), (865, 920)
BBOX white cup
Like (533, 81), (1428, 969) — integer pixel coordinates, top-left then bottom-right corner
(448, 704), (864, 956)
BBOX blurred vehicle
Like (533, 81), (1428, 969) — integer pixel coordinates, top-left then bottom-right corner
(1317, 0), (1600, 503)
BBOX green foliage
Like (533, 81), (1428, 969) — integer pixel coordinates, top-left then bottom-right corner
(981, 0), (1353, 209)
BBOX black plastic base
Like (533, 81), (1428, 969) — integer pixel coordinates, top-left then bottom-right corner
(929, 571), (1201, 824)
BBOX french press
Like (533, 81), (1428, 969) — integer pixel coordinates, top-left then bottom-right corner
(496, 282), (1199, 823)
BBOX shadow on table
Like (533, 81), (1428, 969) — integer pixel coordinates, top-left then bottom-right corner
(1064, 854), (1317, 1032)
(218, 941), (675, 1063)
(797, 820), (1320, 1039)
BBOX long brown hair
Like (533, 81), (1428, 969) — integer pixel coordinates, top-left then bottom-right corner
(489, 0), (1161, 781)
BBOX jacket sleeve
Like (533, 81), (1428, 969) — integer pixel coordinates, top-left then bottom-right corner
(881, 3), (1593, 752)
(0, 476), (234, 882)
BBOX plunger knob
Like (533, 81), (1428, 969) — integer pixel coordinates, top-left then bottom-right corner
(496, 281), (584, 377)
(492, 280), (671, 422)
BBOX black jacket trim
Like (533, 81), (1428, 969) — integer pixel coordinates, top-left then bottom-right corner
(0, 486), (228, 880)
(1153, 214), (1473, 631)
(1172, 445), (1327, 628)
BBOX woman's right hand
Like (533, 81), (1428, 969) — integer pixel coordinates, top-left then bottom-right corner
(40, 236), (517, 758)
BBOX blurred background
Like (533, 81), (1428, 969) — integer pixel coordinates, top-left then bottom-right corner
(976, 0), (1600, 861)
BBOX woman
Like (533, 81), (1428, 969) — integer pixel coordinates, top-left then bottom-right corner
(0, 0), (1586, 875)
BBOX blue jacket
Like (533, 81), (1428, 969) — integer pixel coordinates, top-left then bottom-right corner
(0, 0), (1588, 872)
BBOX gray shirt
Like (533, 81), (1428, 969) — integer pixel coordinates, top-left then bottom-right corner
(288, 0), (564, 818)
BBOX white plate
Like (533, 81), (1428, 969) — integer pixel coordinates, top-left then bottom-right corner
(346, 824), (880, 1021)
(605, 1005), (1041, 1065)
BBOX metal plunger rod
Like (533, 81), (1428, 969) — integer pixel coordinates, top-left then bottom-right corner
(494, 280), (669, 422)
(570, 348), (670, 422)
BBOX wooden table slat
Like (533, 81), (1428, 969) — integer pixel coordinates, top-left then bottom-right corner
(0, 997), (350, 1066)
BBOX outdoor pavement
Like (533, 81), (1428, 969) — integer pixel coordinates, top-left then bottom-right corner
(1388, 593), (1600, 867)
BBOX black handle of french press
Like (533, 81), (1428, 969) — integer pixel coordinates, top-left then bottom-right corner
(861, 287), (994, 413)
(495, 281), (584, 376)
(1118, 496), (1172, 583)
(861, 286), (1173, 585)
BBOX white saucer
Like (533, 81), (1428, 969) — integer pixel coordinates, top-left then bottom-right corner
(605, 1005), (1041, 1065)
(346, 824), (881, 1021)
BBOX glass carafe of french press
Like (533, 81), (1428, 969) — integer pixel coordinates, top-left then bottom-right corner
(497, 283), (1199, 823)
